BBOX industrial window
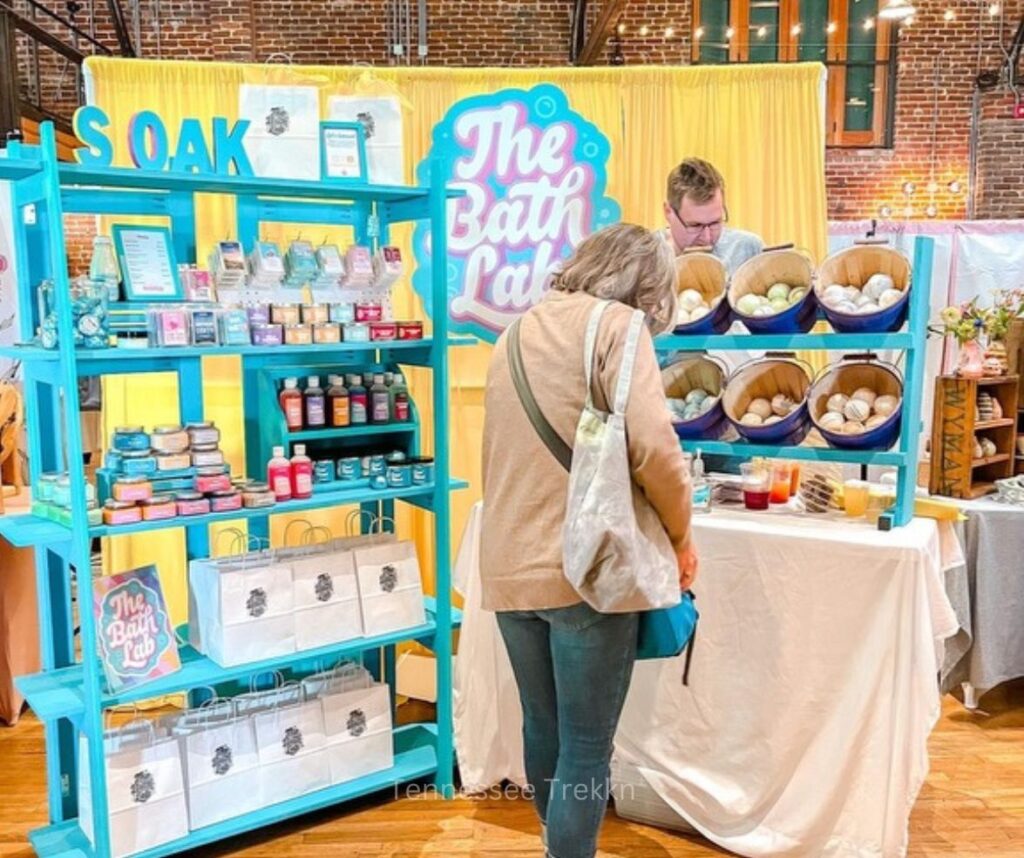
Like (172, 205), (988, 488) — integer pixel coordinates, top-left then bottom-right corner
(693, 0), (897, 147)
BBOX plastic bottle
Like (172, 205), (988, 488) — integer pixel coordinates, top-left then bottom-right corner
(267, 445), (292, 501)
(348, 373), (368, 424)
(327, 374), (350, 427)
(391, 373), (410, 422)
(304, 375), (326, 429)
(88, 236), (120, 303)
(370, 373), (391, 424)
(279, 377), (303, 431)
(290, 443), (313, 499)
(384, 371), (394, 387)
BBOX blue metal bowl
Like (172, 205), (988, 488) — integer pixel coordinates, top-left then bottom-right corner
(673, 404), (728, 440)
(733, 290), (819, 335)
(731, 401), (811, 444)
(819, 289), (910, 333)
(809, 362), (904, 450)
(816, 408), (901, 450)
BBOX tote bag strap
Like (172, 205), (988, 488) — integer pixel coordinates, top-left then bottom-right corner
(582, 300), (610, 409)
(611, 309), (646, 415)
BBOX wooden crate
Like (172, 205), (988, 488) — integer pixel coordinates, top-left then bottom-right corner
(1010, 321), (1024, 476)
(929, 374), (1019, 499)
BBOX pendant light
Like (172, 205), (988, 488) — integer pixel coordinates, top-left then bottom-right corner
(879, 0), (916, 20)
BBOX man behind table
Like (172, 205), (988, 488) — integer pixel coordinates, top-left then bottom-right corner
(663, 157), (763, 276)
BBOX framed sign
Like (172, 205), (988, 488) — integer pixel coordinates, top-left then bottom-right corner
(320, 121), (368, 184)
(112, 224), (182, 302)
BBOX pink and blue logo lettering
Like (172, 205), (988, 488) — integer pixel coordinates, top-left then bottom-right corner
(413, 84), (619, 343)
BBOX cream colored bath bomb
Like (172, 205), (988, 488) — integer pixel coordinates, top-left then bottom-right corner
(879, 288), (903, 309)
(689, 305), (711, 323)
(834, 300), (859, 315)
(820, 410), (845, 431)
(864, 273), (894, 299)
(769, 297), (790, 313)
(827, 393), (849, 414)
(788, 287), (808, 305)
(771, 393), (795, 416)
(736, 293), (763, 316)
(740, 412), (764, 427)
(822, 284), (847, 306)
(679, 289), (704, 312)
(767, 283), (791, 302)
(852, 387), (878, 407)
(842, 421), (866, 435)
(748, 397), (774, 419)
(676, 306), (691, 325)
(844, 399), (871, 422)
(763, 415), (782, 425)
(873, 394), (899, 417)
(854, 291), (873, 308)
(857, 301), (881, 315)
(865, 413), (889, 430)
(752, 305), (776, 317)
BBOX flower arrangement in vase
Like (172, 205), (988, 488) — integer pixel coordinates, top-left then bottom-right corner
(931, 299), (987, 379)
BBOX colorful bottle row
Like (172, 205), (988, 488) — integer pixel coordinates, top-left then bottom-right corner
(278, 373), (411, 431)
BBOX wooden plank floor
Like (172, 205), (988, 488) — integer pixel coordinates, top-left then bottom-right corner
(1, 682), (1022, 857)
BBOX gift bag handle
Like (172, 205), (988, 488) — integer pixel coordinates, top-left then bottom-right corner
(303, 525), (333, 545)
(215, 526), (247, 557)
(282, 518), (316, 547)
(346, 509), (377, 536)
(249, 669), (286, 694)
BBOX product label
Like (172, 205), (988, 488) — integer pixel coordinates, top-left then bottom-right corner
(295, 472), (312, 495)
(305, 395), (326, 427)
(372, 393), (390, 423)
(331, 397), (350, 427)
(394, 396), (410, 422)
(284, 398), (303, 429)
(351, 393), (368, 424)
(272, 474), (291, 498)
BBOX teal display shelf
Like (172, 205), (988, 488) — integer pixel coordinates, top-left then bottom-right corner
(16, 598), (463, 723)
(655, 236), (935, 530)
(286, 423), (417, 442)
(2, 121), (460, 857)
(28, 723), (438, 858)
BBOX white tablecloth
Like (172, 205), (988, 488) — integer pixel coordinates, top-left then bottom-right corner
(454, 504), (960, 858)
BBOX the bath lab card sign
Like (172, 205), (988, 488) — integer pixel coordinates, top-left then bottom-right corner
(413, 84), (620, 343)
(93, 564), (180, 694)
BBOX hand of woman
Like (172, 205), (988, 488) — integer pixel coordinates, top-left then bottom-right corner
(676, 541), (699, 591)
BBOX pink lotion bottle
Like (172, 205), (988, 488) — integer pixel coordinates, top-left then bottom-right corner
(267, 445), (292, 501)
(290, 443), (313, 500)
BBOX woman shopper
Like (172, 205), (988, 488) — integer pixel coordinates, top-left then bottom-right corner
(481, 223), (698, 858)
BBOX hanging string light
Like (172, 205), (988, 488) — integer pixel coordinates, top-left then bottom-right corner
(695, 26), (705, 39)
(864, 17), (876, 31)
(791, 23), (802, 36)
(879, 205), (893, 218)
(902, 181), (916, 196)
(617, 22), (627, 35)
(758, 25), (768, 38)
(726, 26), (735, 39)
(827, 21), (838, 33)
(639, 24), (650, 37)
(944, 9), (955, 21)
(926, 204), (938, 218)
(903, 205), (915, 219)
(988, 3), (1000, 16)
(948, 179), (963, 193)
(665, 26), (675, 38)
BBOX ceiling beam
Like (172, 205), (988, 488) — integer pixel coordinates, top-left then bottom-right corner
(577, 0), (630, 66)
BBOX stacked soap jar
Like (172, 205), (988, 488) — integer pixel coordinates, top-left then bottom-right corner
(32, 472), (100, 527)
(300, 447), (434, 492)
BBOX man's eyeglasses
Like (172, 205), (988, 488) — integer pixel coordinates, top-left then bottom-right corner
(671, 206), (729, 234)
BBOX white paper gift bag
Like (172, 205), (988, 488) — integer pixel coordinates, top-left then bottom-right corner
(78, 727), (189, 858)
(172, 708), (261, 830)
(253, 697), (330, 807)
(238, 84), (321, 180)
(320, 682), (394, 785)
(290, 546), (364, 650)
(353, 541), (426, 637)
(189, 552), (295, 667)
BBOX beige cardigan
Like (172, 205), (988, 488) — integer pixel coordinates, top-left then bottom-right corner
(480, 290), (693, 612)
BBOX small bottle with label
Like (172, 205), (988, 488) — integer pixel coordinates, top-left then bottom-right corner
(391, 373), (410, 422)
(327, 374), (350, 427)
(348, 373), (368, 425)
(290, 443), (313, 500)
(267, 445), (292, 501)
(279, 377), (303, 431)
(304, 375), (326, 429)
(370, 373), (391, 424)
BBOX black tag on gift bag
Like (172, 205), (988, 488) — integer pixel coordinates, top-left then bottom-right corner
(130, 770), (155, 803)
(346, 708), (367, 738)
(315, 572), (334, 602)
(211, 744), (233, 777)
(246, 587), (268, 618)
(379, 565), (398, 594)
(282, 726), (304, 756)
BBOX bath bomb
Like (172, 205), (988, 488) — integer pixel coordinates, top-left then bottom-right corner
(864, 273), (895, 299)
(827, 393), (850, 413)
(752, 305), (776, 317)
(767, 283), (791, 302)
(736, 293), (763, 316)
(843, 286), (861, 301)
(788, 287), (808, 305)
(771, 393), (795, 416)
(854, 291), (873, 308)
(857, 301), (881, 315)
(740, 412), (764, 426)
(841, 421), (866, 435)
(769, 297), (790, 313)
(822, 284), (847, 306)
(873, 394), (899, 417)
(865, 414), (889, 430)
(820, 410), (845, 431)
(679, 289), (704, 312)
(834, 300), (859, 315)
(698, 396), (717, 415)
(748, 397), (774, 419)
(689, 305), (711, 323)
(685, 388), (709, 406)
(852, 387), (878, 407)
(763, 415), (782, 425)
(676, 307), (691, 325)
(878, 288), (903, 309)
(844, 399), (871, 422)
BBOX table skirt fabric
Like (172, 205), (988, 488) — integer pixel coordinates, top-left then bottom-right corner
(454, 505), (958, 858)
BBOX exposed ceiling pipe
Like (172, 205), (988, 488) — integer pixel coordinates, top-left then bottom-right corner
(417, 0), (427, 63)
(570, 0), (589, 65)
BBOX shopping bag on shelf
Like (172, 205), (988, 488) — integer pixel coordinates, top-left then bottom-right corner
(238, 83), (321, 181)
(78, 721), (189, 858)
(252, 691), (330, 807)
(170, 700), (261, 831)
(233, 675), (304, 718)
(318, 677), (394, 786)
(300, 660), (372, 701)
(352, 539), (427, 637)
(188, 548), (295, 667)
(278, 523), (364, 651)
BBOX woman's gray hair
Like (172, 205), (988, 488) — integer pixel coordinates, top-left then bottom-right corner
(550, 224), (677, 333)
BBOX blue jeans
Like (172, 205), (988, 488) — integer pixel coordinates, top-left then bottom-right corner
(497, 602), (639, 858)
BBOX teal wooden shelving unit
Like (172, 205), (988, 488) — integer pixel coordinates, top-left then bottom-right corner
(1, 122), (465, 857)
(654, 234), (935, 529)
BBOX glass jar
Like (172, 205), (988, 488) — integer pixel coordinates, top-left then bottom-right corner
(88, 235), (120, 303)
(70, 277), (110, 349)
(151, 425), (190, 454)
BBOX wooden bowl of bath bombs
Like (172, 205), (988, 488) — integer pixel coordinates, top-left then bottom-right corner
(723, 356), (812, 444)
(809, 358), (904, 450)
(673, 252), (732, 334)
(728, 248), (817, 334)
(662, 355), (728, 439)
(815, 244), (912, 333)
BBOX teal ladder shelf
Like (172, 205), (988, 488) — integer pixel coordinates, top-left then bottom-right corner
(653, 235), (935, 529)
(0, 122), (466, 857)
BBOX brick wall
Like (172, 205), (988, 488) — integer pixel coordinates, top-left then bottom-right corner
(16, 0), (1024, 235)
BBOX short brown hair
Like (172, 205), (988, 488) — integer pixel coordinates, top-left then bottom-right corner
(666, 158), (725, 209)
(551, 224), (677, 333)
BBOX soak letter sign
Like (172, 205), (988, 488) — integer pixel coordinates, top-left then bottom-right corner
(94, 564), (180, 693)
(412, 84), (619, 342)
(73, 105), (254, 176)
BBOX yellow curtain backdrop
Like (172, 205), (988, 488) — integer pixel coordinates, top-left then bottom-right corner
(84, 59), (827, 626)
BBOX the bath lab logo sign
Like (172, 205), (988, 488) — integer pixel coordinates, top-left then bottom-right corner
(413, 84), (620, 343)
